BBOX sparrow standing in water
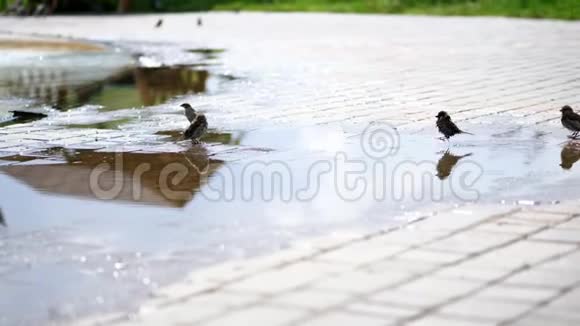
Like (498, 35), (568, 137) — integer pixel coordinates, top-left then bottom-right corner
(181, 103), (208, 144)
(436, 111), (473, 142)
(560, 105), (580, 139)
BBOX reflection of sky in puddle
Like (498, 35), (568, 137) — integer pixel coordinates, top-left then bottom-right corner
(2, 122), (580, 324)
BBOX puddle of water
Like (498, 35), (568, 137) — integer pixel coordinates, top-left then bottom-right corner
(1, 148), (222, 208)
(0, 45), (234, 128)
(2, 122), (580, 324)
(65, 118), (135, 130)
(155, 129), (245, 145)
(0, 61), (223, 112)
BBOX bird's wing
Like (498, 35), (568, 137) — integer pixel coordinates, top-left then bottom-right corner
(569, 111), (580, 121)
(184, 106), (197, 123)
(185, 115), (208, 139)
(447, 119), (463, 134)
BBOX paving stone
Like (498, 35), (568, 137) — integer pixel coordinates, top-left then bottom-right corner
(431, 260), (512, 282)
(363, 258), (439, 276)
(475, 283), (557, 303)
(473, 218), (546, 235)
(503, 268), (580, 289)
(510, 211), (572, 224)
(126, 304), (223, 325)
(411, 207), (514, 232)
(313, 270), (412, 294)
(438, 297), (533, 322)
(152, 290), (260, 311)
(202, 305), (306, 326)
(462, 241), (576, 270)
(422, 230), (517, 254)
(151, 279), (221, 301)
(531, 228), (580, 243)
(299, 311), (388, 326)
(531, 203), (580, 216)
(394, 249), (465, 265)
(544, 288), (580, 311)
(345, 301), (419, 320)
(316, 242), (407, 265)
(406, 314), (495, 326)
(270, 288), (351, 310)
(555, 218), (580, 230)
(372, 230), (450, 247)
(510, 313), (577, 326)
(395, 277), (483, 301)
(226, 261), (342, 294)
(534, 309), (580, 323)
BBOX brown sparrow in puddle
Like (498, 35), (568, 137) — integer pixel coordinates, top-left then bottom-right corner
(436, 111), (473, 142)
(181, 103), (208, 144)
(560, 105), (580, 139)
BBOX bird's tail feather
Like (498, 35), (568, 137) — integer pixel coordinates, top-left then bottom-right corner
(461, 131), (474, 135)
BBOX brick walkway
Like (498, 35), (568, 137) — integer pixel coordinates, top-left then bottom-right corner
(1, 13), (580, 134)
(76, 201), (580, 326)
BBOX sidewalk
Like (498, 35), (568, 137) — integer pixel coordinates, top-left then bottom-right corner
(78, 201), (580, 326)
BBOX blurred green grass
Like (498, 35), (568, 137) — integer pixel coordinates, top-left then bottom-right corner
(160, 0), (579, 20)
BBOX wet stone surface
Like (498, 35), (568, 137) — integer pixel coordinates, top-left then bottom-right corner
(0, 12), (579, 326)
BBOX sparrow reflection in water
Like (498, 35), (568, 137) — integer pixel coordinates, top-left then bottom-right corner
(560, 142), (580, 170)
(0, 208), (5, 227)
(436, 151), (473, 180)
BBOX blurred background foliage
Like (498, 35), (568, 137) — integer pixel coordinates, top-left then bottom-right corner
(3, 0), (579, 19)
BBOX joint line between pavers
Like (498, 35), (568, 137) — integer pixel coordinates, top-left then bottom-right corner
(398, 216), (580, 325)
(499, 250), (580, 326)
(284, 207), (528, 325)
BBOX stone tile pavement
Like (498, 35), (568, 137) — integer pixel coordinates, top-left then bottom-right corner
(1, 13), (580, 137)
(73, 200), (580, 326)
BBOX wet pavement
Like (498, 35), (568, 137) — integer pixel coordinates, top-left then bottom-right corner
(0, 12), (579, 325)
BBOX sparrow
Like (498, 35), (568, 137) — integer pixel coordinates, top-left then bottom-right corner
(155, 19), (163, 28)
(560, 105), (580, 139)
(436, 111), (473, 141)
(436, 151), (473, 180)
(0, 208), (5, 227)
(197, 17), (203, 26)
(10, 110), (47, 120)
(181, 103), (208, 144)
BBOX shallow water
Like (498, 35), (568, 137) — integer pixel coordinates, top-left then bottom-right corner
(1, 120), (580, 324)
